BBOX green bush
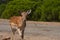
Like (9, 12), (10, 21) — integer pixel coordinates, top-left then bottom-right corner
(0, 0), (60, 21)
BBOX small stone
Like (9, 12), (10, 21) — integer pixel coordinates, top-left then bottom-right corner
(2, 37), (11, 40)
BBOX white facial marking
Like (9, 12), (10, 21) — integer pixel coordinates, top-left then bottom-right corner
(27, 9), (31, 14)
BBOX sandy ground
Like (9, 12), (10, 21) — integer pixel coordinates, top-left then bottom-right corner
(0, 19), (60, 40)
(0, 32), (60, 40)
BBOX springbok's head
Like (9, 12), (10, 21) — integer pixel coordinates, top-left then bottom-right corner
(21, 9), (31, 17)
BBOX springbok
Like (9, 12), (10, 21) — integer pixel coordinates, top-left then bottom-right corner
(9, 10), (31, 40)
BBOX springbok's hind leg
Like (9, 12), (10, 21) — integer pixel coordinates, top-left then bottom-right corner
(11, 28), (16, 40)
(10, 25), (16, 40)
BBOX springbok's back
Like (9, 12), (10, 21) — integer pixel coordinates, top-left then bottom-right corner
(10, 16), (23, 27)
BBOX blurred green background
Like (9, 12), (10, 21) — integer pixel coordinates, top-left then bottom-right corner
(0, 0), (60, 22)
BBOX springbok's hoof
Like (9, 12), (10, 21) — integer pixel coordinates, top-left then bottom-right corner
(19, 39), (25, 40)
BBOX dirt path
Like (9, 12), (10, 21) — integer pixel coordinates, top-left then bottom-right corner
(0, 19), (60, 40)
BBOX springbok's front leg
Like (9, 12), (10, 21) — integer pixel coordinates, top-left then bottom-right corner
(17, 28), (25, 40)
(21, 29), (24, 39)
(17, 28), (22, 40)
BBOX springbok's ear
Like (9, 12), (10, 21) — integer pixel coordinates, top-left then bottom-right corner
(18, 10), (23, 13)
(26, 9), (31, 14)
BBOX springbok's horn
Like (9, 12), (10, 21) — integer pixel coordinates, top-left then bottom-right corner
(27, 9), (31, 14)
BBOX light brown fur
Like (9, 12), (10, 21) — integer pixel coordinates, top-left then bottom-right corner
(9, 10), (31, 40)
(10, 16), (23, 27)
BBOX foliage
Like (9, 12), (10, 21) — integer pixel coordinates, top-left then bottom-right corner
(0, 0), (60, 21)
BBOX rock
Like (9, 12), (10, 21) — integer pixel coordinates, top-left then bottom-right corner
(2, 37), (11, 40)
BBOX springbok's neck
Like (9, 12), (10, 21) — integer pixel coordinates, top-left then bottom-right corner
(22, 15), (27, 20)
